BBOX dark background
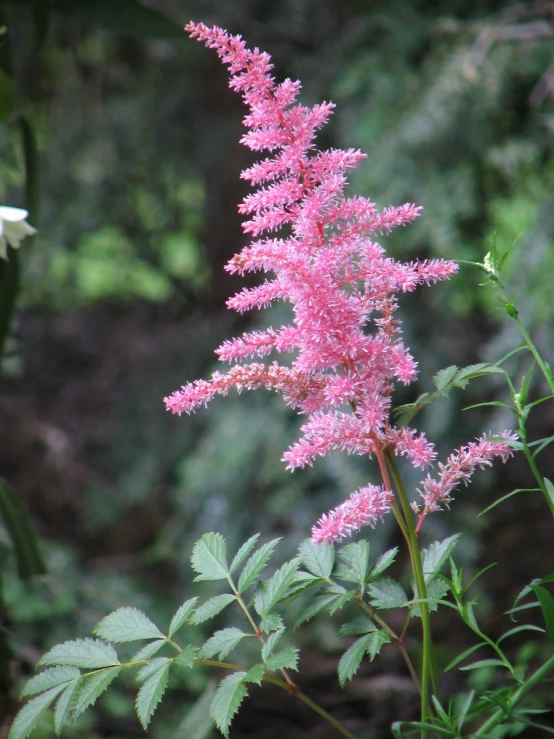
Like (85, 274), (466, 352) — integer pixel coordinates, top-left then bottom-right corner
(1, 1), (553, 736)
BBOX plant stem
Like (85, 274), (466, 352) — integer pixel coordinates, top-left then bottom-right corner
(471, 653), (554, 738)
(514, 316), (554, 396)
(354, 596), (422, 695)
(385, 451), (435, 739)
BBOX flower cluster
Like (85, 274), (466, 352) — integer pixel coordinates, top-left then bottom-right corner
(165, 23), (515, 542)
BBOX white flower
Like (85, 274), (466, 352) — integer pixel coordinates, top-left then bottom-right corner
(0, 206), (37, 260)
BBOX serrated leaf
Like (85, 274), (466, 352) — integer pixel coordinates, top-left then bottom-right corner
(338, 630), (390, 686)
(229, 534), (260, 575)
(93, 607), (163, 643)
(253, 558), (300, 616)
(335, 540), (370, 583)
(259, 613), (284, 633)
(191, 533), (229, 582)
(72, 667), (120, 719)
(9, 685), (67, 739)
(21, 666), (80, 697)
(200, 628), (247, 660)
(368, 578), (407, 609)
(168, 597), (199, 638)
(210, 672), (248, 738)
(54, 680), (80, 736)
(421, 535), (460, 584)
(337, 636), (370, 686)
(38, 638), (120, 669)
(294, 587), (353, 628)
(370, 547), (398, 579)
(453, 363), (501, 387)
(433, 365), (458, 393)
(339, 617), (376, 636)
(137, 657), (172, 684)
(411, 578), (450, 617)
(261, 628), (285, 661)
(264, 647), (299, 672)
(243, 664), (264, 685)
(131, 639), (166, 662)
(237, 538), (281, 594)
(189, 594), (236, 625)
(281, 572), (321, 600)
(298, 539), (334, 579)
(175, 644), (199, 670)
(135, 659), (171, 729)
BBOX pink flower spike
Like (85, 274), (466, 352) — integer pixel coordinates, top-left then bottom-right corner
(415, 431), (519, 531)
(311, 485), (393, 544)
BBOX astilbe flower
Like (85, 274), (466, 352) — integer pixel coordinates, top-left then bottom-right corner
(165, 23), (515, 542)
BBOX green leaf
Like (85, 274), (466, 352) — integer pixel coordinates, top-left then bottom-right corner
(243, 664), (264, 685)
(8, 685), (67, 739)
(21, 666), (80, 697)
(370, 547), (399, 578)
(200, 628), (247, 660)
(339, 617), (376, 637)
(175, 644), (199, 670)
(530, 584), (554, 647)
(459, 659), (509, 671)
(259, 613), (284, 633)
(237, 538), (281, 594)
(131, 639), (166, 662)
(421, 535), (460, 584)
(253, 558), (300, 616)
(229, 534), (260, 575)
(298, 539), (334, 579)
(0, 478), (46, 579)
(368, 578), (407, 609)
(335, 540), (370, 583)
(294, 587), (353, 628)
(338, 635), (370, 686)
(38, 639), (119, 669)
(544, 479), (554, 512)
(261, 628), (284, 661)
(189, 594), (236, 625)
(135, 659), (171, 729)
(264, 647), (299, 672)
(411, 577), (450, 617)
(55, 0), (183, 39)
(72, 666), (120, 719)
(168, 597), (199, 638)
(210, 672), (248, 738)
(93, 607), (163, 643)
(191, 533), (229, 582)
(54, 680), (80, 736)
(433, 365), (459, 393)
(137, 657), (172, 684)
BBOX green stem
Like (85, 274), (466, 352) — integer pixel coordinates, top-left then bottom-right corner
(385, 451), (435, 739)
(471, 653), (554, 738)
(514, 316), (554, 397)
(517, 418), (554, 518)
(354, 595), (422, 695)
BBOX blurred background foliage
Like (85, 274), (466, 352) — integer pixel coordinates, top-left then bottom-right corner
(0, 0), (553, 736)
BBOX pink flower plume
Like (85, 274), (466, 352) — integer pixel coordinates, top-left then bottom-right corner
(311, 485), (393, 544)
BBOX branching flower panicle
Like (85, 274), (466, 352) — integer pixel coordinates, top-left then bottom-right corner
(165, 23), (515, 541)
